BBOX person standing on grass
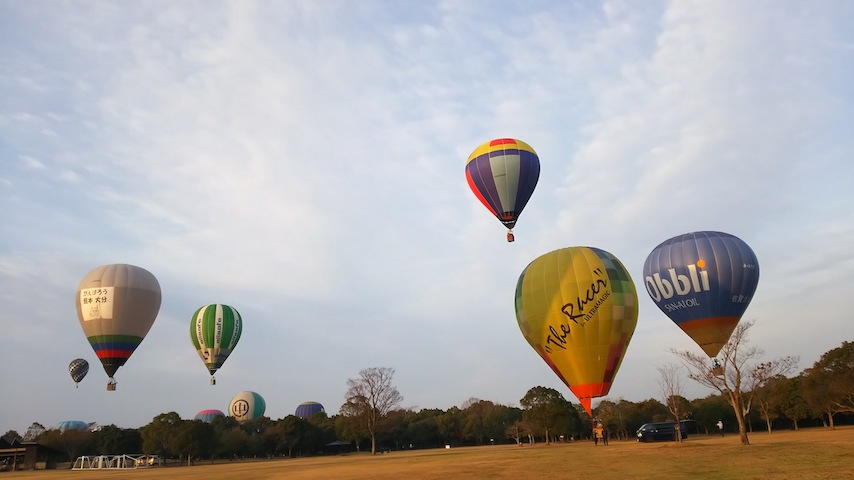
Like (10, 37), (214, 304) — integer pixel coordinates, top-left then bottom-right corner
(716, 420), (724, 436)
(593, 423), (604, 445)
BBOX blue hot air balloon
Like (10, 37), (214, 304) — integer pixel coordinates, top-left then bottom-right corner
(295, 401), (325, 419)
(56, 421), (89, 433)
(643, 231), (759, 358)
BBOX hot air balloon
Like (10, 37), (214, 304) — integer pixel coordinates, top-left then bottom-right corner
(194, 409), (225, 423)
(466, 138), (540, 242)
(190, 304), (243, 385)
(229, 391), (265, 423)
(69, 358), (89, 387)
(295, 401), (325, 419)
(75, 264), (161, 391)
(515, 247), (638, 415)
(643, 231), (759, 360)
(56, 421), (89, 433)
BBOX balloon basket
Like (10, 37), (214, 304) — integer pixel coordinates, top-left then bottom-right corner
(711, 366), (724, 376)
(107, 382), (116, 392)
(210, 377), (216, 386)
(507, 231), (515, 242)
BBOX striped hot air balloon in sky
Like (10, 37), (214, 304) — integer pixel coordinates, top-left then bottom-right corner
(75, 264), (161, 391)
(465, 138), (540, 242)
(643, 231), (759, 358)
(515, 247), (638, 415)
(190, 304), (243, 385)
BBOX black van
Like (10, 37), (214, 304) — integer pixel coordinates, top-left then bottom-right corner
(636, 421), (689, 442)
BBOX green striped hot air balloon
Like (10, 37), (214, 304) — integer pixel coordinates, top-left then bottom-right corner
(190, 304), (242, 385)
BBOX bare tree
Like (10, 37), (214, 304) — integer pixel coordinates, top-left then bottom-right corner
(672, 320), (798, 445)
(657, 363), (687, 442)
(344, 367), (403, 455)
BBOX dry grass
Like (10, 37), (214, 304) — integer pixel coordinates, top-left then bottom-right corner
(7, 426), (854, 480)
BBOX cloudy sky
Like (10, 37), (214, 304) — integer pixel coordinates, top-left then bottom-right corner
(2, 0), (852, 435)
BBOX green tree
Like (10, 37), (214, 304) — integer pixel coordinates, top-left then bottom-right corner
(802, 341), (854, 428)
(174, 420), (216, 465)
(39, 428), (94, 462)
(94, 424), (142, 454)
(343, 367), (403, 455)
(460, 398), (494, 445)
(141, 412), (183, 457)
(775, 376), (810, 430)
(337, 394), (370, 451)
(520, 386), (576, 444)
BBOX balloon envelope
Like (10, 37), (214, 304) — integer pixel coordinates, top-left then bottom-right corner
(194, 409), (225, 423)
(190, 304), (243, 381)
(466, 138), (540, 237)
(56, 421), (88, 433)
(515, 247), (638, 415)
(294, 401), (325, 418)
(229, 391), (265, 423)
(75, 264), (161, 387)
(69, 358), (89, 386)
(643, 231), (759, 358)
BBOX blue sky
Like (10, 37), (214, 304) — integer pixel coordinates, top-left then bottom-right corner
(2, 1), (853, 434)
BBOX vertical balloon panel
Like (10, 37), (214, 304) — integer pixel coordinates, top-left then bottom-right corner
(516, 247), (638, 414)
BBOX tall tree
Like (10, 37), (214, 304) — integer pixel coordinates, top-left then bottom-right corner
(344, 367), (403, 455)
(775, 376), (810, 430)
(802, 341), (854, 428)
(672, 320), (798, 445)
(752, 375), (785, 433)
(140, 412), (183, 457)
(657, 363), (688, 442)
(520, 386), (576, 444)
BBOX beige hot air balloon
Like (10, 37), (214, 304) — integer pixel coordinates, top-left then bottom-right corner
(75, 263), (161, 391)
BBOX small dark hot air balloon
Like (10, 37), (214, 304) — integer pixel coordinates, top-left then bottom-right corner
(68, 358), (89, 387)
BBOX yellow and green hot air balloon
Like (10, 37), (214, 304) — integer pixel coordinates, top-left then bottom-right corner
(190, 304), (242, 385)
(515, 247), (638, 415)
(75, 264), (162, 391)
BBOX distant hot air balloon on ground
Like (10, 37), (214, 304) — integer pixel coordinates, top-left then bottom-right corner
(643, 231), (759, 360)
(295, 401), (325, 419)
(56, 421), (89, 433)
(515, 247), (638, 415)
(194, 409), (225, 423)
(229, 391), (265, 423)
(466, 138), (540, 242)
(69, 358), (89, 387)
(75, 264), (161, 391)
(190, 304), (243, 385)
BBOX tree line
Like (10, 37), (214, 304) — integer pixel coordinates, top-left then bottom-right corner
(5, 339), (852, 465)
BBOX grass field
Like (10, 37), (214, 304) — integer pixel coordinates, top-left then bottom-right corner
(6, 426), (854, 480)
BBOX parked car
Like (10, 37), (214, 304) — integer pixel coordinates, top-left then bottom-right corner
(636, 421), (689, 442)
